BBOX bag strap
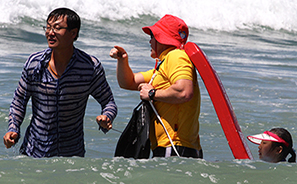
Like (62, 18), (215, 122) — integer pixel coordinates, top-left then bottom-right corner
(149, 59), (165, 84)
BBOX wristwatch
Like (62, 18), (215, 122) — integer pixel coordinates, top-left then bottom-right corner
(148, 89), (157, 101)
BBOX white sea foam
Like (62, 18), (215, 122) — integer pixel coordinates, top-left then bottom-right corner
(1, 0), (297, 31)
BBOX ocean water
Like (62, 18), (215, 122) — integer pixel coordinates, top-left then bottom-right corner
(1, 0), (297, 183)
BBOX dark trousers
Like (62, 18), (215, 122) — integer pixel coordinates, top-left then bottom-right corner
(153, 146), (203, 159)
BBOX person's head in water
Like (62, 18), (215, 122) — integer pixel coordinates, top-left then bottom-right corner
(248, 128), (296, 163)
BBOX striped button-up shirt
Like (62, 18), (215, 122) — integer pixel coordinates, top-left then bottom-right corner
(7, 47), (117, 158)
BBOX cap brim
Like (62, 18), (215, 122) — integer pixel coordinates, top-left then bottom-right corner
(142, 26), (151, 35)
(142, 25), (182, 48)
(247, 133), (279, 145)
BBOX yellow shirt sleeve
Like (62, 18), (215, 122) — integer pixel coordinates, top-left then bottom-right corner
(140, 69), (154, 83)
(163, 49), (194, 84)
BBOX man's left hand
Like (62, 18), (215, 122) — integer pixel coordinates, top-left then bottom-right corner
(96, 115), (112, 130)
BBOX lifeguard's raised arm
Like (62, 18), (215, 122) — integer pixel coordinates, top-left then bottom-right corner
(110, 46), (144, 90)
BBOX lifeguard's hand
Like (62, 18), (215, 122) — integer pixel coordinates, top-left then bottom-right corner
(3, 132), (18, 148)
(110, 46), (128, 59)
(138, 83), (154, 101)
(96, 115), (112, 130)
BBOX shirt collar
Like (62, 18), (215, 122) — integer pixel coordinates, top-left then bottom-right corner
(159, 47), (176, 61)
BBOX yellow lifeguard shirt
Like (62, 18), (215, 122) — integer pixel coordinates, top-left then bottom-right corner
(141, 48), (201, 151)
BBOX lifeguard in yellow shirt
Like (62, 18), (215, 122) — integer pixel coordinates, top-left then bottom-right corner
(110, 14), (202, 158)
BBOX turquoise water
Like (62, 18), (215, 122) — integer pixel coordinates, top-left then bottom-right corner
(1, 0), (297, 183)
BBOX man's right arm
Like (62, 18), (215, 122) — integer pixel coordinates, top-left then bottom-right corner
(4, 65), (32, 148)
(110, 46), (145, 90)
(3, 132), (18, 148)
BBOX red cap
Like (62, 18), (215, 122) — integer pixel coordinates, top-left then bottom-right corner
(142, 14), (188, 49)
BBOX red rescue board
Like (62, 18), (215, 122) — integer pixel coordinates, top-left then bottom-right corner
(184, 42), (253, 159)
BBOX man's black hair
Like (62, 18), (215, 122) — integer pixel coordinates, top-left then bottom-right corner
(47, 7), (81, 41)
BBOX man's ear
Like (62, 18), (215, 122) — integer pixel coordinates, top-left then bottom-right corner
(70, 28), (78, 39)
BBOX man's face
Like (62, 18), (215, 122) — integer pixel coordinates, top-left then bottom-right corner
(149, 35), (158, 58)
(149, 34), (167, 59)
(45, 16), (75, 50)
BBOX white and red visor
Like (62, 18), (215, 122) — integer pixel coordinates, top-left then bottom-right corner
(247, 131), (289, 147)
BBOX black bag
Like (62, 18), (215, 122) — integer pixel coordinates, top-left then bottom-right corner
(114, 101), (152, 159)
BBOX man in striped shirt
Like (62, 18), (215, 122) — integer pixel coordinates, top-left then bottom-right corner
(3, 8), (117, 158)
